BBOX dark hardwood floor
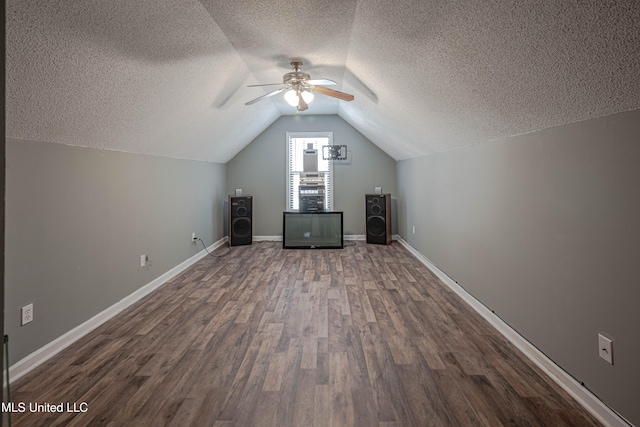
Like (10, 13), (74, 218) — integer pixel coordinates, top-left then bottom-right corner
(7, 241), (602, 426)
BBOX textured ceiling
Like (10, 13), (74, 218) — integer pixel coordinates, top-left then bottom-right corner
(6, 0), (640, 162)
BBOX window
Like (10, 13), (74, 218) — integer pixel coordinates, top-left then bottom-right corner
(286, 132), (333, 211)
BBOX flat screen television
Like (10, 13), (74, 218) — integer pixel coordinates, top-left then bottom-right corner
(283, 211), (343, 249)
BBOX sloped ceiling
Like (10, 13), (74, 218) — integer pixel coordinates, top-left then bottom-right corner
(6, 0), (640, 162)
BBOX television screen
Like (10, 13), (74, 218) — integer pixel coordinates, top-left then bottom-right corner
(283, 212), (343, 249)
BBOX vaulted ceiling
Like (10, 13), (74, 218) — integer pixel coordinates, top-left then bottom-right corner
(7, 1), (640, 163)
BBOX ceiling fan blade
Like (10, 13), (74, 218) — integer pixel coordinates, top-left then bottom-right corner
(247, 83), (283, 87)
(305, 79), (337, 86)
(245, 88), (285, 105)
(311, 86), (354, 101)
(297, 92), (309, 112)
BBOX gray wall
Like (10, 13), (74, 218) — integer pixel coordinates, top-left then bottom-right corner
(227, 115), (397, 236)
(397, 109), (640, 426)
(5, 138), (227, 364)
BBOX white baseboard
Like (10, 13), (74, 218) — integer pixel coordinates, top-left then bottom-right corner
(395, 237), (631, 427)
(252, 235), (365, 242)
(253, 235), (282, 241)
(7, 237), (228, 385)
(344, 234), (365, 241)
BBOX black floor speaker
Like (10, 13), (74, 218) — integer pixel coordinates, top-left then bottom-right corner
(229, 195), (252, 246)
(366, 194), (391, 245)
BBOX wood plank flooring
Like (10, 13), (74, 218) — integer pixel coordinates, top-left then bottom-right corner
(7, 241), (602, 426)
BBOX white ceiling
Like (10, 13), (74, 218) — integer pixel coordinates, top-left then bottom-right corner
(6, 0), (640, 163)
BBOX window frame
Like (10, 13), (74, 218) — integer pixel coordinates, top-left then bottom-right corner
(286, 131), (334, 212)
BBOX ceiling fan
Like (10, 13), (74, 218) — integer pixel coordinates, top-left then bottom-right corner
(245, 61), (354, 112)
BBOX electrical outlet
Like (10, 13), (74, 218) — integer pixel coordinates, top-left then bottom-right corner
(140, 254), (147, 268)
(598, 333), (613, 365)
(192, 232), (197, 242)
(412, 225), (416, 234)
(21, 303), (33, 325)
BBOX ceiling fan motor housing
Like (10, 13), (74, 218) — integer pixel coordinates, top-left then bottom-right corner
(283, 71), (311, 85)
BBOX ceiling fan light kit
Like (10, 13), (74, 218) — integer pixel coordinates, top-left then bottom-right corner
(284, 89), (314, 107)
(246, 61), (354, 112)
